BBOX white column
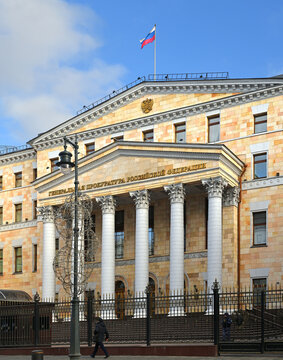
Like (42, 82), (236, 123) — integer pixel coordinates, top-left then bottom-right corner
(202, 177), (227, 293)
(130, 190), (150, 318)
(38, 206), (56, 301)
(96, 195), (116, 319)
(164, 183), (185, 316)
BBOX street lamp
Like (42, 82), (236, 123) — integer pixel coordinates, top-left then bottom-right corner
(57, 134), (80, 360)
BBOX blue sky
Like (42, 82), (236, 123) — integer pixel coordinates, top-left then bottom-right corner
(0, 0), (282, 146)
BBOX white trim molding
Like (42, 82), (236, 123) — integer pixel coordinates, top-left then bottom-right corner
(252, 103), (269, 115)
(249, 268), (270, 278)
(12, 165), (23, 173)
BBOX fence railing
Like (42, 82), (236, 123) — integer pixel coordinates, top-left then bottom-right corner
(0, 286), (282, 351)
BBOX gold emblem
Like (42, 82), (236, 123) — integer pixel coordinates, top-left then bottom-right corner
(141, 98), (153, 114)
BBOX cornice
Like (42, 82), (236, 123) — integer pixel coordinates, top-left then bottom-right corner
(0, 220), (37, 232)
(0, 149), (36, 166)
(31, 83), (283, 151)
(35, 142), (242, 194)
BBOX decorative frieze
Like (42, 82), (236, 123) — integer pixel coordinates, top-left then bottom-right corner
(164, 183), (185, 203)
(37, 206), (54, 223)
(202, 177), (227, 198)
(223, 186), (240, 207)
(96, 195), (116, 214)
(130, 190), (150, 209)
(0, 220), (37, 232)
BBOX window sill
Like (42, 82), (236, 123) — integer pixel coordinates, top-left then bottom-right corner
(251, 244), (267, 248)
(13, 272), (23, 275)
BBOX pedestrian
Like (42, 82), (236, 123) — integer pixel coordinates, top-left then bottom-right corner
(222, 312), (232, 341)
(90, 317), (110, 358)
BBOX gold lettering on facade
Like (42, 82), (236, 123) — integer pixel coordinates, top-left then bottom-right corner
(48, 163), (206, 196)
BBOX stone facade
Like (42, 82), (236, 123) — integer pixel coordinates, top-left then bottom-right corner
(0, 75), (282, 299)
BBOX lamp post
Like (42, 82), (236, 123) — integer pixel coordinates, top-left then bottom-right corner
(57, 134), (80, 359)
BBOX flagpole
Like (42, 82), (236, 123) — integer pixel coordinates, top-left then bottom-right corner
(154, 24), (156, 80)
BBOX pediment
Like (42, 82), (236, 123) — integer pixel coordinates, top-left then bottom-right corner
(35, 141), (244, 203)
(28, 77), (283, 152)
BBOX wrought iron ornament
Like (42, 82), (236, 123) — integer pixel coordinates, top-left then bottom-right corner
(53, 192), (98, 296)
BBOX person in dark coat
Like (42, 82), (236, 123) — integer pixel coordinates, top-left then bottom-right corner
(222, 312), (232, 341)
(90, 317), (109, 358)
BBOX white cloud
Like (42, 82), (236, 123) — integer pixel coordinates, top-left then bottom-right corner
(0, 0), (126, 143)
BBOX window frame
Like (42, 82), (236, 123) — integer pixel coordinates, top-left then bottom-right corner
(15, 172), (22, 188)
(33, 168), (37, 181)
(143, 129), (154, 142)
(50, 157), (59, 172)
(252, 211), (267, 246)
(33, 244), (38, 272)
(253, 152), (267, 179)
(0, 175), (2, 190)
(254, 113), (267, 134)
(15, 203), (22, 223)
(0, 206), (3, 225)
(14, 246), (22, 273)
(208, 115), (220, 143)
(85, 142), (95, 156)
(0, 248), (3, 275)
(33, 200), (37, 220)
(115, 210), (124, 259)
(174, 122), (186, 143)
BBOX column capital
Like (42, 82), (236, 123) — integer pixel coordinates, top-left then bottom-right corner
(130, 189), (150, 209)
(202, 177), (227, 198)
(164, 183), (185, 203)
(223, 186), (240, 207)
(37, 206), (54, 223)
(96, 195), (116, 214)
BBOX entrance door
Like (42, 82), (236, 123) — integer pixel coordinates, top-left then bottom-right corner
(115, 281), (125, 319)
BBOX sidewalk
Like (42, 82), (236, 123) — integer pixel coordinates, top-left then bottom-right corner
(1, 356), (283, 360)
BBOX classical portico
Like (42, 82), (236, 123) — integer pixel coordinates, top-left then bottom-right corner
(34, 141), (244, 306)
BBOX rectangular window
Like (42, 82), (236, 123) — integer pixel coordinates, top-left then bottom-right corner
(33, 200), (37, 220)
(0, 249), (3, 275)
(15, 247), (22, 273)
(0, 176), (2, 190)
(112, 135), (124, 141)
(84, 214), (95, 262)
(253, 211), (266, 245)
(143, 129), (154, 142)
(253, 278), (267, 307)
(85, 142), (95, 155)
(55, 237), (59, 268)
(175, 123), (186, 143)
(149, 206), (154, 256)
(33, 244), (37, 272)
(208, 115), (220, 142)
(115, 210), (124, 259)
(254, 153), (267, 179)
(15, 203), (22, 223)
(50, 158), (59, 172)
(184, 201), (187, 252)
(0, 206), (3, 225)
(254, 113), (267, 134)
(15, 172), (22, 187)
(33, 168), (37, 181)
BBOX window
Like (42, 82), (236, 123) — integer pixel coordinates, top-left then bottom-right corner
(208, 115), (220, 142)
(15, 203), (22, 223)
(112, 135), (124, 141)
(15, 247), (22, 273)
(254, 153), (267, 179)
(252, 278), (267, 307)
(85, 142), (95, 155)
(143, 129), (154, 142)
(33, 200), (37, 220)
(15, 172), (22, 187)
(0, 206), (3, 225)
(149, 206), (154, 256)
(115, 210), (124, 259)
(0, 176), (2, 190)
(84, 214), (95, 262)
(0, 249), (3, 275)
(55, 237), (59, 268)
(175, 123), (186, 143)
(33, 168), (37, 181)
(253, 211), (266, 245)
(254, 113), (267, 134)
(50, 158), (59, 172)
(205, 198), (208, 250)
(33, 244), (37, 272)
(184, 201), (187, 252)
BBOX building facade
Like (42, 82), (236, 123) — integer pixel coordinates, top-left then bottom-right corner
(0, 73), (282, 302)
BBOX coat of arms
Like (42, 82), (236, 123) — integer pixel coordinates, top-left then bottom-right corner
(141, 98), (153, 114)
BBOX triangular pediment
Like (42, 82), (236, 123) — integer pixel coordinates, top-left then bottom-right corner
(28, 76), (283, 152)
(35, 141), (244, 204)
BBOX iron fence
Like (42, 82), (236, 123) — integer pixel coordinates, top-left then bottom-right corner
(0, 286), (282, 351)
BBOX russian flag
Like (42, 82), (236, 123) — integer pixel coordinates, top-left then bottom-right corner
(140, 25), (156, 49)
